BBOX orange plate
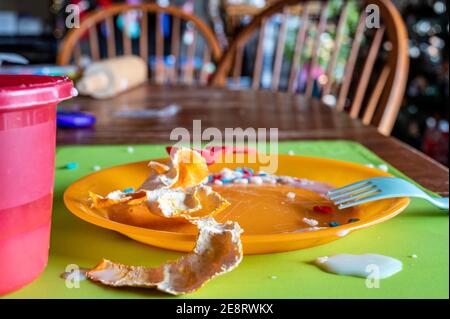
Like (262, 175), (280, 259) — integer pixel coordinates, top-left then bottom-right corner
(63, 155), (410, 254)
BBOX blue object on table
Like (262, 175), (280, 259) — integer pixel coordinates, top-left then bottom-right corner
(57, 111), (96, 128)
(64, 162), (79, 170)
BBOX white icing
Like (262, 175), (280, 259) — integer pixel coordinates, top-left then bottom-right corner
(296, 226), (326, 232)
(249, 176), (263, 184)
(106, 190), (128, 200)
(303, 217), (318, 226)
(286, 192), (296, 199)
(233, 178), (248, 184)
(146, 188), (195, 217)
(315, 254), (403, 279)
(336, 229), (350, 237)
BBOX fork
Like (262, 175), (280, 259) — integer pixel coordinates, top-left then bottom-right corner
(326, 177), (449, 210)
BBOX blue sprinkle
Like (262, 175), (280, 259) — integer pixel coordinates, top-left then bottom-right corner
(64, 162), (78, 170)
(348, 218), (360, 223)
(123, 187), (135, 194)
(235, 167), (244, 173)
(329, 221), (341, 227)
(208, 175), (214, 182)
(258, 172), (268, 176)
(221, 178), (234, 183)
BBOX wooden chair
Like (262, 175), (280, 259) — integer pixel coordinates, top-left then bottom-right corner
(57, 3), (222, 85)
(212, 0), (409, 136)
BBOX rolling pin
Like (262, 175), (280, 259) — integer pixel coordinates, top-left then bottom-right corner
(76, 55), (148, 99)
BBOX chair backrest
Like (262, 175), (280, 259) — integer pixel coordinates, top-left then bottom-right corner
(57, 3), (222, 86)
(211, 0), (409, 136)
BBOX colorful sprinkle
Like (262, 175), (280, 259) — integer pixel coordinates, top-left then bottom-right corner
(286, 192), (296, 199)
(123, 187), (135, 194)
(303, 217), (319, 226)
(328, 221), (341, 227)
(233, 178), (249, 185)
(249, 176), (263, 185)
(221, 178), (234, 184)
(313, 205), (333, 214)
(348, 218), (360, 223)
(64, 162), (78, 170)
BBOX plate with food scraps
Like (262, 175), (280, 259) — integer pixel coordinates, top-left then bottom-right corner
(64, 153), (410, 254)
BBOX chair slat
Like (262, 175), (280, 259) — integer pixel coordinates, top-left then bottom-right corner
(170, 16), (181, 84)
(183, 30), (197, 85)
(233, 44), (244, 86)
(288, 3), (311, 93)
(73, 43), (82, 67)
(122, 16), (132, 55)
(200, 46), (211, 85)
(271, 7), (289, 91)
(88, 26), (100, 61)
(139, 11), (148, 62)
(336, 10), (366, 111)
(106, 16), (116, 58)
(322, 2), (349, 97)
(252, 18), (267, 90)
(349, 26), (385, 119)
(305, 1), (329, 98)
(155, 13), (165, 84)
(362, 65), (391, 125)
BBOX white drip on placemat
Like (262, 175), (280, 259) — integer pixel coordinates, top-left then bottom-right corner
(314, 254), (403, 279)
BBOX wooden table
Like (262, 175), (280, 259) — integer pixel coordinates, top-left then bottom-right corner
(58, 84), (449, 196)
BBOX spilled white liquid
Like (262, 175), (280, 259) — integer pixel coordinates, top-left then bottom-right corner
(315, 254), (403, 279)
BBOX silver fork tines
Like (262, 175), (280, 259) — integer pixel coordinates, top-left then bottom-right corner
(326, 177), (449, 210)
(328, 183), (375, 201)
(334, 188), (380, 205)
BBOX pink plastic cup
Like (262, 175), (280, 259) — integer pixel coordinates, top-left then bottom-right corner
(0, 75), (74, 295)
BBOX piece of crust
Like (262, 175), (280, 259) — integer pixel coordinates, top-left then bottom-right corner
(86, 218), (243, 295)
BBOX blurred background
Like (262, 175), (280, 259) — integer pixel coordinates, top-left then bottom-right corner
(0, 0), (448, 165)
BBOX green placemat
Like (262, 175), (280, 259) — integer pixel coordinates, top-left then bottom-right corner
(5, 141), (449, 299)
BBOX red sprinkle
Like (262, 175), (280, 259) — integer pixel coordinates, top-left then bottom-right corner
(313, 205), (334, 214)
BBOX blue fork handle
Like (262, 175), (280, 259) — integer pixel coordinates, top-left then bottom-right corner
(427, 197), (449, 210)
